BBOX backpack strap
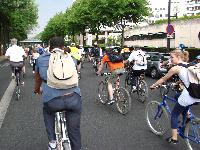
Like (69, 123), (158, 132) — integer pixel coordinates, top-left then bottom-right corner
(176, 63), (189, 90)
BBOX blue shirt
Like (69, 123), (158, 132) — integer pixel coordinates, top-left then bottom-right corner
(36, 53), (81, 103)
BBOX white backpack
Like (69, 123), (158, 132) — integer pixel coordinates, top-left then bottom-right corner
(136, 52), (147, 66)
(47, 48), (78, 89)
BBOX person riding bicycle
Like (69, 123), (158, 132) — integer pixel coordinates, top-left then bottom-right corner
(5, 38), (26, 85)
(124, 47), (147, 91)
(96, 48), (125, 105)
(150, 49), (200, 144)
(70, 43), (82, 74)
(34, 37), (82, 150)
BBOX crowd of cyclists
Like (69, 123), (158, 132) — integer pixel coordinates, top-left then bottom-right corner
(4, 36), (200, 150)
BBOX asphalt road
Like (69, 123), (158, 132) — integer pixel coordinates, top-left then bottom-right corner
(0, 60), (192, 150)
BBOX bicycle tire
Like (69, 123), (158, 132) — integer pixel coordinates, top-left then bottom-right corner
(145, 101), (170, 135)
(136, 80), (148, 103)
(62, 141), (71, 150)
(16, 73), (20, 100)
(97, 81), (108, 104)
(16, 86), (20, 100)
(55, 114), (62, 142)
(115, 87), (131, 115)
(184, 121), (200, 150)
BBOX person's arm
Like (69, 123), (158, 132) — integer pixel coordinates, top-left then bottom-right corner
(34, 59), (42, 94)
(97, 61), (104, 75)
(34, 71), (42, 94)
(150, 66), (179, 89)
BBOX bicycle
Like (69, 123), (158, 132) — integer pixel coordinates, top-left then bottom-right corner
(13, 66), (21, 100)
(97, 72), (131, 115)
(125, 68), (148, 103)
(145, 86), (200, 150)
(55, 111), (71, 150)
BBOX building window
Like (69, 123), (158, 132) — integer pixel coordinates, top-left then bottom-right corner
(160, 14), (162, 17)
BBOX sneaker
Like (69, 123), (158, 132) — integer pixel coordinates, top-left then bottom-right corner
(32, 71), (35, 74)
(21, 81), (24, 86)
(107, 100), (115, 105)
(131, 86), (137, 92)
(166, 137), (179, 144)
(48, 141), (57, 150)
(11, 73), (15, 78)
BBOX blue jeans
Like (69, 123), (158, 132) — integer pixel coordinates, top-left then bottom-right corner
(43, 93), (82, 150)
(171, 102), (188, 129)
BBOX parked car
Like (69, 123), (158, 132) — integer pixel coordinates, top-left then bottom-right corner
(145, 52), (170, 78)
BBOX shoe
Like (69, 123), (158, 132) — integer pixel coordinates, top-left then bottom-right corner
(131, 86), (137, 92)
(166, 137), (179, 144)
(32, 71), (35, 74)
(11, 73), (15, 78)
(107, 100), (115, 105)
(48, 141), (57, 150)
(21, 81), (24, 86)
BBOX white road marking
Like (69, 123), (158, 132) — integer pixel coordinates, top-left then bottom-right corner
(0, 79), (15, 128)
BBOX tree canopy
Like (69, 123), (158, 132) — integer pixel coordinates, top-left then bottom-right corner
(40, 0), (150, 46)
(0, 0), (38, 54)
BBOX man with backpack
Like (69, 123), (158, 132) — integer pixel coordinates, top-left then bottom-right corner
(124, 47), (147, 91)
(96, 48), (124, 105)
(34, 36), (82, 150)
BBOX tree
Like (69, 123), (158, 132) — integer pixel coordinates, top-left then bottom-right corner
(0, 0), (38, 54)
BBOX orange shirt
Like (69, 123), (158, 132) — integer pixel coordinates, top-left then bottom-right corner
(102, 54), (124, 72)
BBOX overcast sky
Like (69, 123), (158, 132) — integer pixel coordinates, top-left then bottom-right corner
(29, 0), (74, 38)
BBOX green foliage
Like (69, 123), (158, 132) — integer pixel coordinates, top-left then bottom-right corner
(41, 0), (150, 45)
(0, 0), (38, 53)
(154, 14), (200, 25)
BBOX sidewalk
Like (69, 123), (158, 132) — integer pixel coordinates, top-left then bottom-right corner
(0, 55), (6, 62)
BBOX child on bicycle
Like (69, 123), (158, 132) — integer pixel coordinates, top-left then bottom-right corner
(150, 49), (200, 144)
(96, 48), (124, 105)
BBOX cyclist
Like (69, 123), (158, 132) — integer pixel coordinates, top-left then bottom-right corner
(121, 45), (130, 60)
(150, 49), (200, 144)
(5, 38), (26, 84)
(124, 47), (147, 91)
(32, 48), (40, 74)
(96, 49), (124, 105)
(34, 37), (82, 150)
(70, 43), (82, 74)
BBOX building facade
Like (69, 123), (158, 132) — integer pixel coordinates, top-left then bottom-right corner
(124, 18), (200, 48)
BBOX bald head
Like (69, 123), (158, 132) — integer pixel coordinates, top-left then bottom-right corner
(10, 38), (17, 45)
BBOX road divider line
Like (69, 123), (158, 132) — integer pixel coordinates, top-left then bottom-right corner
(0, 79), (15, 128)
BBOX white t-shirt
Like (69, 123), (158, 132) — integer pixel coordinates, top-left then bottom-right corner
(5, 45), (25, 62)
(128, 50), (147, 70)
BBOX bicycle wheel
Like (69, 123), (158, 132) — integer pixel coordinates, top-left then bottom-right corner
(184, 121), (200, 150)
(124, 73), (132, 93)
(97, 81), (108, 104)
(16, 86), (20, 100)
(145, 101), (170, 135)
(16, 73), (20, 100)
(136, 80), (148, 103)
(62, 140), (71, 150)
(115, 87), (131, 115)
(55, 113), (62, 142)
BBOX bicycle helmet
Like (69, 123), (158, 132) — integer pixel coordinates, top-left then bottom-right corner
(196, 55), (200, 60)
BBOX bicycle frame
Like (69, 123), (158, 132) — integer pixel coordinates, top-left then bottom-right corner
(55, 112), (71, 150)
(155, 94), (200, 144)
